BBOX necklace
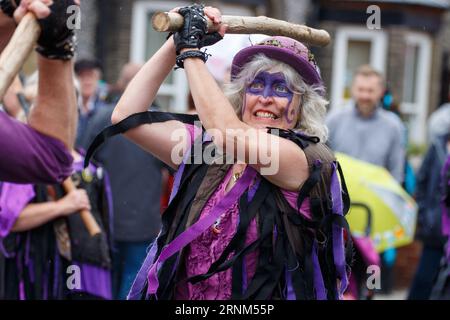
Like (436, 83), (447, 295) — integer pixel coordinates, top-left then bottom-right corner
(232, 164), (246, 182)
(212, 167), (245, 235)
(212, 166), (247, 235)
(233, 171), (243, 182)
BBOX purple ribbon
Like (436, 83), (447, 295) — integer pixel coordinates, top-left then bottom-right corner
(0, 183), (35, 239)
(312, 241), (327, 300)
(169, 125), (206, 203)
(0, 182), (35, 258)
(285, 242), (327, 300)
(440, 158), (450, 261)
(330, 162), (348, 298)
(286, 270), (295, 300)
(127, 239), (159, 300)
(169, 149), (191, 204)
(70, 261), (112, 299)
(53, 246), (61, 298)
(102, 171), (114, 248)
(147, 166), (257, 297)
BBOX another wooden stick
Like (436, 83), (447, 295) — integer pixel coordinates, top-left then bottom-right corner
(62, 178), (102, 236)
(152, 12), (331, 47)
(0, 13), (40, 100)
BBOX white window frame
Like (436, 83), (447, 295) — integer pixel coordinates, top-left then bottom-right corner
(400, 32), (432, 144)
(330, 26), (388, 110)
(130, 1), (190, 112)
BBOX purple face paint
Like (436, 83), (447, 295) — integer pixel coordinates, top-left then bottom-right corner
(283, 103), (298, 125)
(245, 72), (298, 124)
(247, 72), (293, 99)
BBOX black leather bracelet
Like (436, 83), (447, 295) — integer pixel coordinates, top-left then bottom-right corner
(36, 34), (77, 61)
(175, 50), (210, 69)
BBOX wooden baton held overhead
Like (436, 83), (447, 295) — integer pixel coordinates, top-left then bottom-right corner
(62, 178), (102, 236)
(0, 13), (40, 101)
(152, 12), (331, 47)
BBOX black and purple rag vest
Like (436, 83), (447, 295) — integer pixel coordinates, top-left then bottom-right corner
(85, 111), (353, 300)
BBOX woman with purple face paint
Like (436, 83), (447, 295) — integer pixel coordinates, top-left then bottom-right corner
(101, 4), (351, 300)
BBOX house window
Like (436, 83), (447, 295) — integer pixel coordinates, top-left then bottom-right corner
(331, 27), (388, 109)
(402, 45), (419, 104)
(400, 33), (431, 144)
(144, 12), (174, 86)
(344, 40), (372, 99)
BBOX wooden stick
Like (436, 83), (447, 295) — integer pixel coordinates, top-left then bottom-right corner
(62, 178), (102, 236)
(0, 13), (40, 101)
(152, 12), (331, 47)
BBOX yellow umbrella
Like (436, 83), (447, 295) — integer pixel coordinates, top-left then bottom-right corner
(336, 153), (417, 253)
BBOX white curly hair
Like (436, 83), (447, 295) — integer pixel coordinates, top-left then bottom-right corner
(223, 54), (329, 143)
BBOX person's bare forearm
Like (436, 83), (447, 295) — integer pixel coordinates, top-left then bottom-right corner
(112, 37), (177, 123)
(183, 55), (241, 132)
(28, 55), (77, 148)
(12, 201), (63, 232)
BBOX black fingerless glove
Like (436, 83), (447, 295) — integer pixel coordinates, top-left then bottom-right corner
(198, 32), (223, 48)
(0, 0), (77, 60)
(172, 3), (224, 69)
(0, 0), (20, 18)
(173, 4), (208, 55)
(36, 0), (77, 60)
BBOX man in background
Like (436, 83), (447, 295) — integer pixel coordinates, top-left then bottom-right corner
(326, 65), (406, 294)
(74, 59), (108, 148)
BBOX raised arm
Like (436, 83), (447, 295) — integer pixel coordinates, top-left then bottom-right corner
(13, 0), (80, 148)
(29, 55), (77, 148)
(0, 0), (78, 184)
(111, 36), (189, 169)
(177, 6), (309, 191)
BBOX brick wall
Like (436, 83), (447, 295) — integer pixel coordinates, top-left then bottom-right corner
(429, 9), (450, 115)
(386, 27), (407, 104)
(432, 10), (450, 113)
(97, 0), (135, 84)
(393, 241), (423, 289)
(315, 20), (339, 103)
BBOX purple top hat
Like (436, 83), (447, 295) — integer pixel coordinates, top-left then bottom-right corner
(231, 36), (324, 92)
